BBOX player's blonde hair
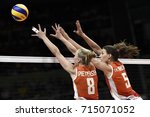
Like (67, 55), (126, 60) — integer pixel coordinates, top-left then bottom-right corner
(78, 48), (96, 65)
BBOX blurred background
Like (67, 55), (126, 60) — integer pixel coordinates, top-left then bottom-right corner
(0, 0), (150, 99)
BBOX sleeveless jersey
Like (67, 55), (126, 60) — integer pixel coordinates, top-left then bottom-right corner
(105, 61), (141, 100)
(72, 64), (99, 100)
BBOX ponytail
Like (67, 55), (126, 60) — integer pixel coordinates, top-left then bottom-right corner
(113, 41), (139, 58)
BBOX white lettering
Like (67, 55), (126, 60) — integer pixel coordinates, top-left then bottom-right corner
(77, 70), (97, 77)
(114, 65), (125, 72)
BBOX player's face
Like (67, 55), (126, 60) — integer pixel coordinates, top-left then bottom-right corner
(99, 49), (110, 62)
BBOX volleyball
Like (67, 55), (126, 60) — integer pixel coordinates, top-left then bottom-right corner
(11, 4), (29, 22)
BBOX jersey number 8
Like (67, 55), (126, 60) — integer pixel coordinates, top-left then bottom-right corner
(86, 78), (95, 94)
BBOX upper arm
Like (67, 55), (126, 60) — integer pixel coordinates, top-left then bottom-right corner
(60, 37), (78, 55)
(55, 53), (75, 74)
(91, 58), (112, 74)
(68, 37), (85, 50)
(92, 48), (101, 56)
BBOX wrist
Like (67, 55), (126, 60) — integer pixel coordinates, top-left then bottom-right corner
(59, 36), (65, 40)
(80, 32), (86, 37)
(41, 35), (48, 40)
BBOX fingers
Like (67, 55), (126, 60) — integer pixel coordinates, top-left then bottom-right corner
(74, 20), (81, 34)
(60, 27), (65, 34)
(55, 23), (58, 29)
(52, 23), (60, 30)
(32, 27), (39, 33)
(74, 20), (83, 35)
(32, 23), (62, 38)
(76, 20), (80, 25)
(51, 23), (58, 31)
(38, 24), (41, 31)
(32, 24), (47, 38)
(76, 20), (81, 28)
(60, 26), (65, 32)
(51, 25), (56, 32)
(50, 34), (54, 37)
(31, 34), (37, 36)
(57, 24), (61, 29)
(51, 23), (62, 36)
(32, 24), (45, 34)
(44, 28), (46, 34)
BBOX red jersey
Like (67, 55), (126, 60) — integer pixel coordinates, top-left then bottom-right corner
(72, 64), (99, 100)
(105, 61), (141, 100)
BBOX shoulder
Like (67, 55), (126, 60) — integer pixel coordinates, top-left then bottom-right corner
(110, 61), (123, 67)
(89, 62), (96, 68)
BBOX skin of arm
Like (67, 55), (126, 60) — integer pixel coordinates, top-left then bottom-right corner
(91, 58), (112, 76)
(31, 24), (75, 74)
(74, 20), (102, 55)
(59, 25), (88, 51)
(50, 23), (77, 55)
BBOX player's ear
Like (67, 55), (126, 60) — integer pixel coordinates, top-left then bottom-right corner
(108, 54), (112, 59)
(76, 58), (81, 63)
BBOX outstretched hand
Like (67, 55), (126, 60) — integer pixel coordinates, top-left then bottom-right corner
(59, 26), (70, 39)
(73, 20), (84, 36)
(50, 23), (64, 40)
(31, 24), (47, 40)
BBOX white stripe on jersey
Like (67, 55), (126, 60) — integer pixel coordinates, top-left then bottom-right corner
(107, 65), (122, 100)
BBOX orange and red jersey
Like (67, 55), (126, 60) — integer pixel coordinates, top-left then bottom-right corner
(72, 64), (99, 100)
(105, 61), (141, 100)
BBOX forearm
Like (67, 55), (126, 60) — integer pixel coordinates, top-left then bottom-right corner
(80, 33), (101, 55)
(67, 37), (83, 50)
(66, 37), (91, 53)
(42, 36), (60, 56)
(61, 32), (83, 50)
(41, 36), (75, 74)
(59, 37), (77, 55)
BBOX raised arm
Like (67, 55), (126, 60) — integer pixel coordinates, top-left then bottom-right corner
(91, 58), (111, 76)
(31, 24), (75, 74)
(74, 20), (102, 55)
(50, 23), (77, 55)
(59, 25), (88, 51)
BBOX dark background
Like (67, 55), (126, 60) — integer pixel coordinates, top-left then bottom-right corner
(0, 0), (150, 99)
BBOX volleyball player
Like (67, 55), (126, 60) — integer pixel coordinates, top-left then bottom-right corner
(64, 20), (142, 100)
(31, 24), (99, 100)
